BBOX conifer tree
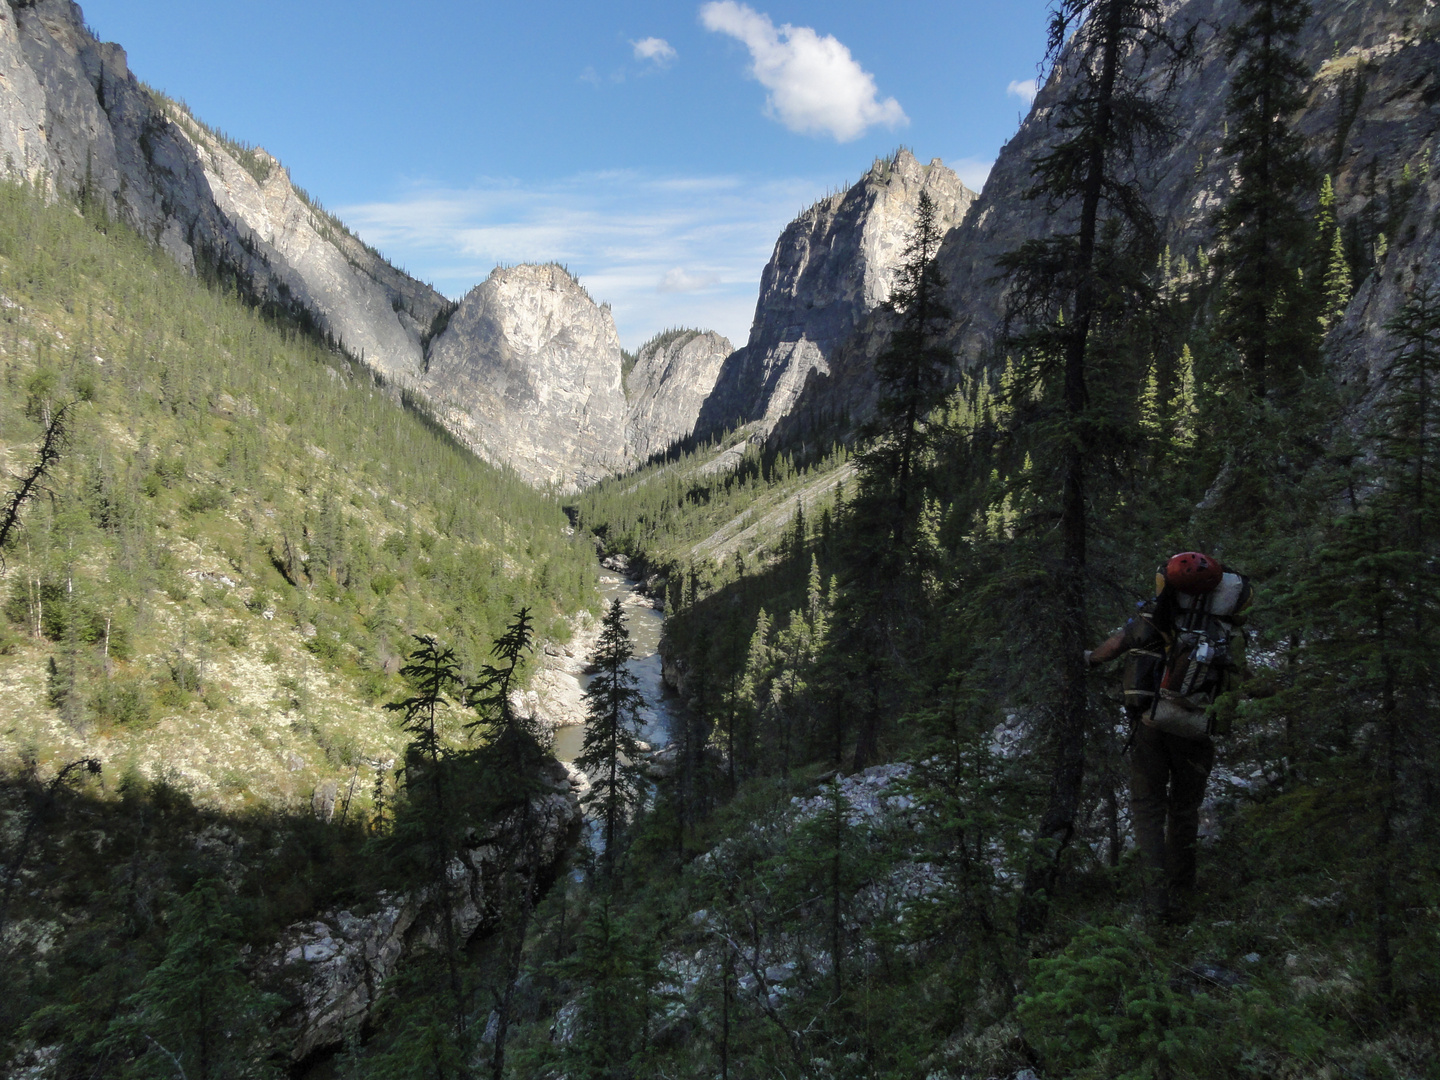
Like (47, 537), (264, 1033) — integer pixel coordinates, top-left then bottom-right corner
(466, 606), (539, 781)
(551, 899), (652, 1080)
(995, 0), (1192, 930)
(383, 636), (469, 1035)
(464, 608), (543, 1080)
(104, 880), (283, 1079)
(577, 599), (646, 877)
(1263, 283), (1440, 1009)
(1169, 343), (1198, 448)
(1321, 226), (1353, 332)
(1214, 0), (1317, 399)
(854, 189), (955, 557)
(736, 607), (772, 780)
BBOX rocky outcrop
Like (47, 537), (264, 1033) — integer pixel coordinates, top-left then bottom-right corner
(0, 1), (740, 488)
(625, 329), (734, 461)
(0, 0), (449, 385)
(419, 264), (629, 491)
(696, 150), (975, 438)
(267, 759), (581, 1062)
(767, 1), (1440, 448)
(934, 0), (1437, 406)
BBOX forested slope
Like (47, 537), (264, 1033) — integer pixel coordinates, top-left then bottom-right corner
(0, 178), (594, 808)
(526, 1), (1440, 1077)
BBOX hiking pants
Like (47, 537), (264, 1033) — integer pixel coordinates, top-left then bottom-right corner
(1129, 717), (1214, 900)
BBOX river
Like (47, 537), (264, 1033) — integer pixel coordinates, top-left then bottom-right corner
(550, 568), (679, 763)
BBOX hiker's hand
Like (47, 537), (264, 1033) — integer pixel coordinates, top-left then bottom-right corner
(1083, 650), (1094, 667)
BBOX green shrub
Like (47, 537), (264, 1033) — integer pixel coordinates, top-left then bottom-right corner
(90, 678), (152, 725)
(182, 483), (228, 515)
(305, 633), (342, 663)
(1019, 925), (1209, 1080)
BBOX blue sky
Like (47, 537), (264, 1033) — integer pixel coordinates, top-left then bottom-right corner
(80, 1), (1052, 350)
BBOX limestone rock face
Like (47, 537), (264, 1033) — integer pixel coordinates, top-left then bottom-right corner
(0, 0), (448, 385)
(421, 265), (629, 491)
(927, 0), (1440, 417)
(266, 760), (580, 1063)
(697, 149), (975, 437)
(769, 0), (1440, 447)
(625, 329), (734, 461)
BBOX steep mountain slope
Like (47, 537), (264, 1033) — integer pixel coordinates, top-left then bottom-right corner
(0, 0), (738, 486)
(0, 182), (593, 810)
(624, 328), (734, 462)
(762, 1), (1439, 447)
(420, 264), (630, 491)
(696, 149), (974, 438)
(0, 0), (450, 385)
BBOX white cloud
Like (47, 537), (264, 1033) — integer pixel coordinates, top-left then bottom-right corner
(1007, 78), (1039, 105)
(658, 267), (721, 293)
(632, 36), (677, 65)
(699, 1), (906, 142)
(337, 171), (828, 349)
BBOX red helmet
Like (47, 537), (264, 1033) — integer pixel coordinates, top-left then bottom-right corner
(1165, 551), (1222, 594)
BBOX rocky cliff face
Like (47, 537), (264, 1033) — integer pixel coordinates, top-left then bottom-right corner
(420, 264), (630, 490)
(266, 760), (581, 1063)
(0, 0), (449, 385)
(935, 0), (1439, 371)
(769, 0), (1440, 447)
(0, 0), (735, 485)
(696, 149), (975, 438)
(625, 329), (734, 461)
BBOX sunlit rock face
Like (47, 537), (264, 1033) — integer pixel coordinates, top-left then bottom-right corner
(696, 149), (975, 438)
(266, 760), (581, 1064)
(0, 0), (733, 487)
(0, 0), (449, 385)
(625, 329), (735, 462)
(924, 0), (1440, 417)
(419, 264), (630, 491)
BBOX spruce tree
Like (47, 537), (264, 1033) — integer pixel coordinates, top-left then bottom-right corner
(1214, 0), (1318, 399)
(736, 607), (772, 781)
(383, 636), (469, 1036)
(464, 609), (547, 1080)
(466, 606), (539, 782)
(1258, 283), (1440, 1011)
(577, 599), (646, 877)
(103, 880), (283, 1079)
(856, 189), (955, 553)
(550, 899), (652, 1080)
(994, 0), (1192, 930)
(1321, 225), (1353, 331)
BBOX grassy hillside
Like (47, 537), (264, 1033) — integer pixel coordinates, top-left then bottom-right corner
(573, 429), (851, 586)
(0, 178), (595, 813)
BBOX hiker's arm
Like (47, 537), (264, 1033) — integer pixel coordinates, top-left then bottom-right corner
(1085, 629), (1127, 666)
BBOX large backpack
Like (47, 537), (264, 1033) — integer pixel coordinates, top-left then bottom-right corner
(1146, 571), (1253, 739)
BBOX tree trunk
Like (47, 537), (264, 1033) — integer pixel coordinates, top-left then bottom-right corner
(1020, 0), (1125, 939)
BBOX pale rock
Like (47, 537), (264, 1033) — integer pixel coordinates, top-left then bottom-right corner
(268, 758), (580, 1062)
(697, 149), (974, 438)
(921, 0), (1440, 433)
(421, 265), (628, 491)
(624, 329), (734, 461)
(0, 0), (448, 388)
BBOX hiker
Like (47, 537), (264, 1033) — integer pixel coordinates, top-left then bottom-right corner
(1086, 552), (1253, 920)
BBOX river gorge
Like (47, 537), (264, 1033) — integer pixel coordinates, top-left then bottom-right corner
(546, 564), (679, 766)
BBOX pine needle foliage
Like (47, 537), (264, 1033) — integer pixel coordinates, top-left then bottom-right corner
(1213, 0), (1319, 400)
(101, 879), (285, 1080)
(995, 0), (1194, 931)
(577, 599), (645, 877)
